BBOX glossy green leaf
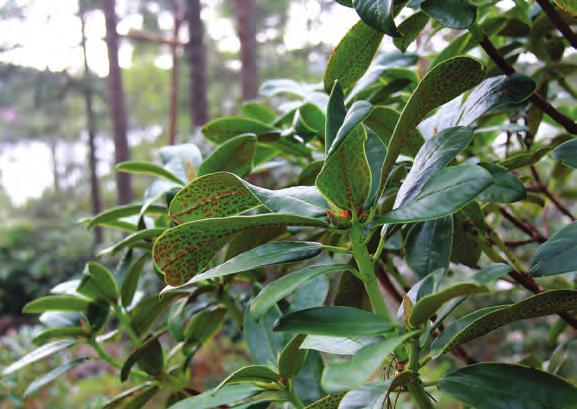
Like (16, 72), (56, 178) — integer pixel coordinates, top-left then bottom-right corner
(375, 165), (492, 225)
(184, 306), (226, 343)
(33, 327), (88, 345)
(327, 101), (372, 156)
(153, 214), (326, 286)
(530, 221), (577, 277)
(364, 106), (424, 158)
(301, 336), (380, 355)
(23, 295), (90, 314)
(324, 20), (384, 92)
(274, 306), (395, 336)
(294, 103), (326, 138)
(169, 384), (264, 409)
(338, 381), (392, 409)
(325, 82), (347, 154)
(405, 217), (453, 279)
(241, 102), (276, 123)
(439, 363), (577, 409)
(23, 357), (89, 398)
(115, 161), (184, 185)
(304, 392), (346, 409)
(120, 254), (147, 308)
(129, 293), (178, 335)
(97, 228), (164, 257)
(421, 0), (476, 29)
(85, 262), (119, 303)
(552, 139), (577, 169)
(250, 264), (348, 320)
(432, 290), (577, 357)
(393, 11), (430, 52)
(289, 273), (331, 313)
(174, 241), (323, 289)
(395, 126), (473, 207)
(198, 134), (257, 177)
(316, 127), (371, 210)
(2, 339), (76, 375)
(477, 162), (526, 203)
(500, 146), (552, 170)
(121, 335), (163, 381)
(202, 116), (277, 144)
(103, 383), (158, 409)
(322, 332), (415, 392)
(244, 299), (283, 366)
(217, 365), (281, 390)
(364, 130), (387, 208)
(353, 0), (399, 36)
(380, 57), (485, 190)
(409, 282), (488, 327)
(475, 263), (513, 284)
(279, 334), (308, 379)
(81, 204), (166, 229)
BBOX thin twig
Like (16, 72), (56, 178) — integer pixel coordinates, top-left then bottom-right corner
(536, 0), (577, 50)
(479, 35), (577, 134)
(499, 207), (548, 243)
(530, 166), (575, 221)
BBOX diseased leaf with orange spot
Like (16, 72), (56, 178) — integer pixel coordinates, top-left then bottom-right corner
(153, 214), (327, 286)
(316, 127), (371, 211)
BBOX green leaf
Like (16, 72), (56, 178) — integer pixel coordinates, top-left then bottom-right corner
(279, 334), (308, 379)
(327, 101), (373, 156)
(168, 384), (264, 409)
(170, 241), (323, 289)
(405, 217), (453, 279)
(439, 363), (577, 409)
(294, 103), (326, 139)
(121, 335), (163, 381)
(301, 336), (380, 355)
(395, 126), (473, 207)
(82, 204), (166, 229)
(421, 0), (477, 29)
(380, 57), (485, 190)
(364, 106), (424, 158)
(353, 0), (399, 36)
(552, 139), (577, 169)
(23, 295), (90, 314)
(198, 134), (257, 177)
(244, 299), (283, 366)
(364, 130), (387, 208)
(324, 20), (384, 92)
(98, 228), (165, 257)
(33, 327), (88, 345)
(23, 357), (89, 398)
(202, 116), (277, 144)
(477, 162), (526, 203)
(375, 165), (492, 225)
(241, 102), (276, 123)
(120, 254), (147, 308)
(530, 221), (577, 277)
(2, 339), (76, 375)
(103, 383), (158, 409)
(325, 82), (347, 154)
(474, 263), (513, 284)
(129, 293), (178, 335)
(274, 306), (395, 336)
(393, 11), (430, 53)
(184, 306), (227, 343)
(115, 161), (184, 185)
(304, 393), (346, 409)
(217, 365), (281, 390)
(500, 146), (552, 170)
(409, 282), (488, 327)
(250, 264), (349, 320)
(87, 301), (109, 332)
(431, 290), (577, 357)
(316, 127), (371, 210)
(85, 262), (119, 303)
(321, 332), (415, 392)
(153, 214), (326, 286)
(338, 381), (392, 409)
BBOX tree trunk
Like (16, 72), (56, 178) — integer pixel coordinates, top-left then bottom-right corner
(185, 0), (209, 128)
(49, 139), (60, 193)
(168, 2), (181, 145)
(79, 9), (103, 245)
(235, 0), (258, 101)
(101, 0), (133, 204)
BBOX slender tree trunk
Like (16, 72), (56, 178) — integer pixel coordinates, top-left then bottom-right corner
(79, 9), (103, 245)
(101, 0), (133, 204)
(185, 0), (208, 128)
(49, 139), (60, 193)
(234, 0), (258, 100)
(168, 2), (181, 145)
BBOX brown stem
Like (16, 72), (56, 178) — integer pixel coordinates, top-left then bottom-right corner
(499, 207), (548, 243)
(504, 239), (539, 247)
(168, 3), (181, 145)
(536, 0), (577, 50)
(479, 35), (577, 134)
(530, 166), (575, 221)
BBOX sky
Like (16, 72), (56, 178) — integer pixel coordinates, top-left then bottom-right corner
(0, 0), (359, 204)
